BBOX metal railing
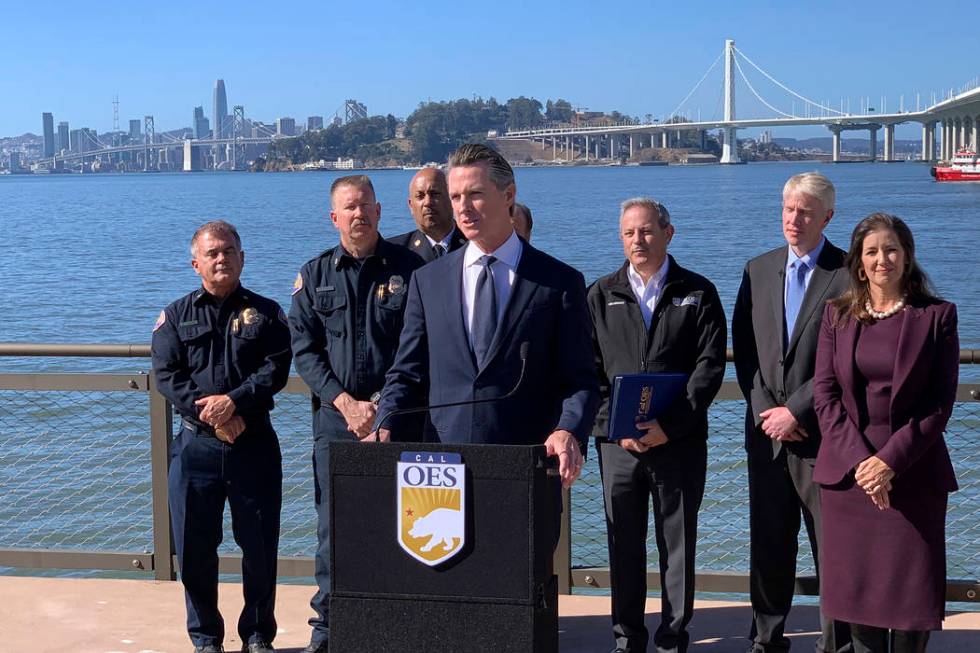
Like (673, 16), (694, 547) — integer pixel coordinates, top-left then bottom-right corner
(1, 343), (978, 604)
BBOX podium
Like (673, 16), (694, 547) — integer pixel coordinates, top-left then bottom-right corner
(329, 441), (559, 652)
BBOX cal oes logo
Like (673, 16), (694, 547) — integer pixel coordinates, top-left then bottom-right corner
(397, 451), (466, 566)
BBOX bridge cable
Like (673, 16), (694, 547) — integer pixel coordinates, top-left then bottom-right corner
(733, 56), (795, 119)
(668, 48), (725, 120)
(733, 46), (844, 116)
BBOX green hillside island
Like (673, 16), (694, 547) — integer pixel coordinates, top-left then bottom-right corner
(260, 96), (864, 170)
(259, 97), (626, 169)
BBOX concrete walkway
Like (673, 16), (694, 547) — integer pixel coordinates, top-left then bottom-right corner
(2, 576), (978, 652)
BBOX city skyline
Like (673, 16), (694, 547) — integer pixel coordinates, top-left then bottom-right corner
(2, 1), (978, 139)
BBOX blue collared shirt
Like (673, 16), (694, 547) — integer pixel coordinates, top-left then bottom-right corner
(784, 236), (826, 313)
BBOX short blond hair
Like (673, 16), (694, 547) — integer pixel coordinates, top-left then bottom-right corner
(783, 171), (835, 211)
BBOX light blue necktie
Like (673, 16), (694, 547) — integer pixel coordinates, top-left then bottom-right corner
(785, 259), (808, 347)
(472, 256), (497, 367)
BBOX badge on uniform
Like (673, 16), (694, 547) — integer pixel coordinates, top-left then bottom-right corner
(292, 272), (304, 295)
(241, 307), (259, 325)
(672, 294), (700, 307)
(153, 310), (166, 332)
(388, 275), (405, 296)
(397, 451), (466, 566)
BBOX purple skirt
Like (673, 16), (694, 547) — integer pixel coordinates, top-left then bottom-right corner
(819, 475), (947, 631)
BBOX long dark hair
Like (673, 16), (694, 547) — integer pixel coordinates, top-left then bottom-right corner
(829, 213), (937, 325)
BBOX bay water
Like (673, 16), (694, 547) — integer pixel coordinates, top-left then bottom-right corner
(0, 162), (977, 589)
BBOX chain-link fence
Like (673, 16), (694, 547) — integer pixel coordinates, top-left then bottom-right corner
(204, 392), (319, 558)
(0, 389), (154, 553)
(570, 400), (980, 582)
(1, 365), (977, 599)
(569, 401), (816, 581)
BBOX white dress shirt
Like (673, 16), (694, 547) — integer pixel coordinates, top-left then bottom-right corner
(462, 230), (523, 349)
(424, 229), (456, 255)
(627, 257), (670, 329)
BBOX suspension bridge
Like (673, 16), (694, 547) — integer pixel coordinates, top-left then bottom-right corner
(492, 39), (980, 164)
(35, 106), (282, 172)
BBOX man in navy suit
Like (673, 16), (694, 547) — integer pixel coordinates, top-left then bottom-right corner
(373, 143), (598, 489)
(388, 167), (467, 263)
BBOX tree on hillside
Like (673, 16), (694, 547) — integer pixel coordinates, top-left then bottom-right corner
(404, 97), (509, 163)
(505, 96), (543, 130)
(267, 115), (391, 163)
(545, 99), (573, 122)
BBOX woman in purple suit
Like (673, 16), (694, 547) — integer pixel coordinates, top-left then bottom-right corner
(813, 213), (959, 653)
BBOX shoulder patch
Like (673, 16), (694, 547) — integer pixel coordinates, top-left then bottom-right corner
(153, 310), (166, 332)
(292, 272), (304, 295)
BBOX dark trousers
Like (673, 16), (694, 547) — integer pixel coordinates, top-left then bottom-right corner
(598, 437), (707, 653)
(309, 401), (360, 644)
(309, 430), (335, 644)
(849, 623), (929, 653)
(747, 441), (847, 653)
(168, 426), (283, 648)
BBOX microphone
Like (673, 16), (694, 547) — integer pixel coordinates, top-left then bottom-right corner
(373, 341), (531, 435)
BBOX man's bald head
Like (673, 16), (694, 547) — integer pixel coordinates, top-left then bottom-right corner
(407, 167), (454, 240)
(411, 166), (445, 189)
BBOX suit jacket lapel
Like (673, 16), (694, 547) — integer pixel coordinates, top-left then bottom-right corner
(478, 247), (538, 374)
(772, 248), (788, 351)
(449, 229), (467, 252)
(839, 315), (861, 422)
(889, 306), (926, 417)
(410, 230), (435, 263)
(786, 246), (839, 356)
(442, 252), (477, 375)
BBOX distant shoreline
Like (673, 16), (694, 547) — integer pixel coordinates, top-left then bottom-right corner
(0, 158), (932, 178)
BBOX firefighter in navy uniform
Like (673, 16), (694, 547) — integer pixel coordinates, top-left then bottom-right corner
(288, 175), (423, 653)
(151, 220), (291, 653)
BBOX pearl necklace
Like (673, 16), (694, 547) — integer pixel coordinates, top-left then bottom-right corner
(865, 296), (906, 320)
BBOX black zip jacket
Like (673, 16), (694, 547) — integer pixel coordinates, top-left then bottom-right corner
(588, 255), (727, 441)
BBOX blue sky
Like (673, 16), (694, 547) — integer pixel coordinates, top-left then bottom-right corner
(4, 0), (976, 139)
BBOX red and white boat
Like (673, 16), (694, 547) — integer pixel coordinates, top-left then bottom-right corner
(931, 148), (980, 181)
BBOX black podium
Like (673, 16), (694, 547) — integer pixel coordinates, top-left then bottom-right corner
(329, 441), (558, 652)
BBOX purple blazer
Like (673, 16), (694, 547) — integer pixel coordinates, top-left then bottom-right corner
(812, 299), (959, 491)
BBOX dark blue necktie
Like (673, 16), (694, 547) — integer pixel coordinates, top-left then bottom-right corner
(472, 255), (498, 367)
(433, 243), (446, 258)
(785, 259), (807, 346)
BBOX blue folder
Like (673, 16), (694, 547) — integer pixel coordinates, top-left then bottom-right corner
(607, 373), (689, 441)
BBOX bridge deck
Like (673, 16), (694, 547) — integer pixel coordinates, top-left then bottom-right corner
(2, 576), (978, 652)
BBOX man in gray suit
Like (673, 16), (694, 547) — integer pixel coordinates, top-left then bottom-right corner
(732, 172), (849, 653)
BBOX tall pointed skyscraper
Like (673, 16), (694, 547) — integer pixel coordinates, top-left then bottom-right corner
(42, 113), (55, 158)
(213, 79), (228, 163)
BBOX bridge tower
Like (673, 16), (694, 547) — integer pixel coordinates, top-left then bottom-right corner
(232, 105), (245, 170)
(720, 39), (741, 164)
(143, 115), (155, 172)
